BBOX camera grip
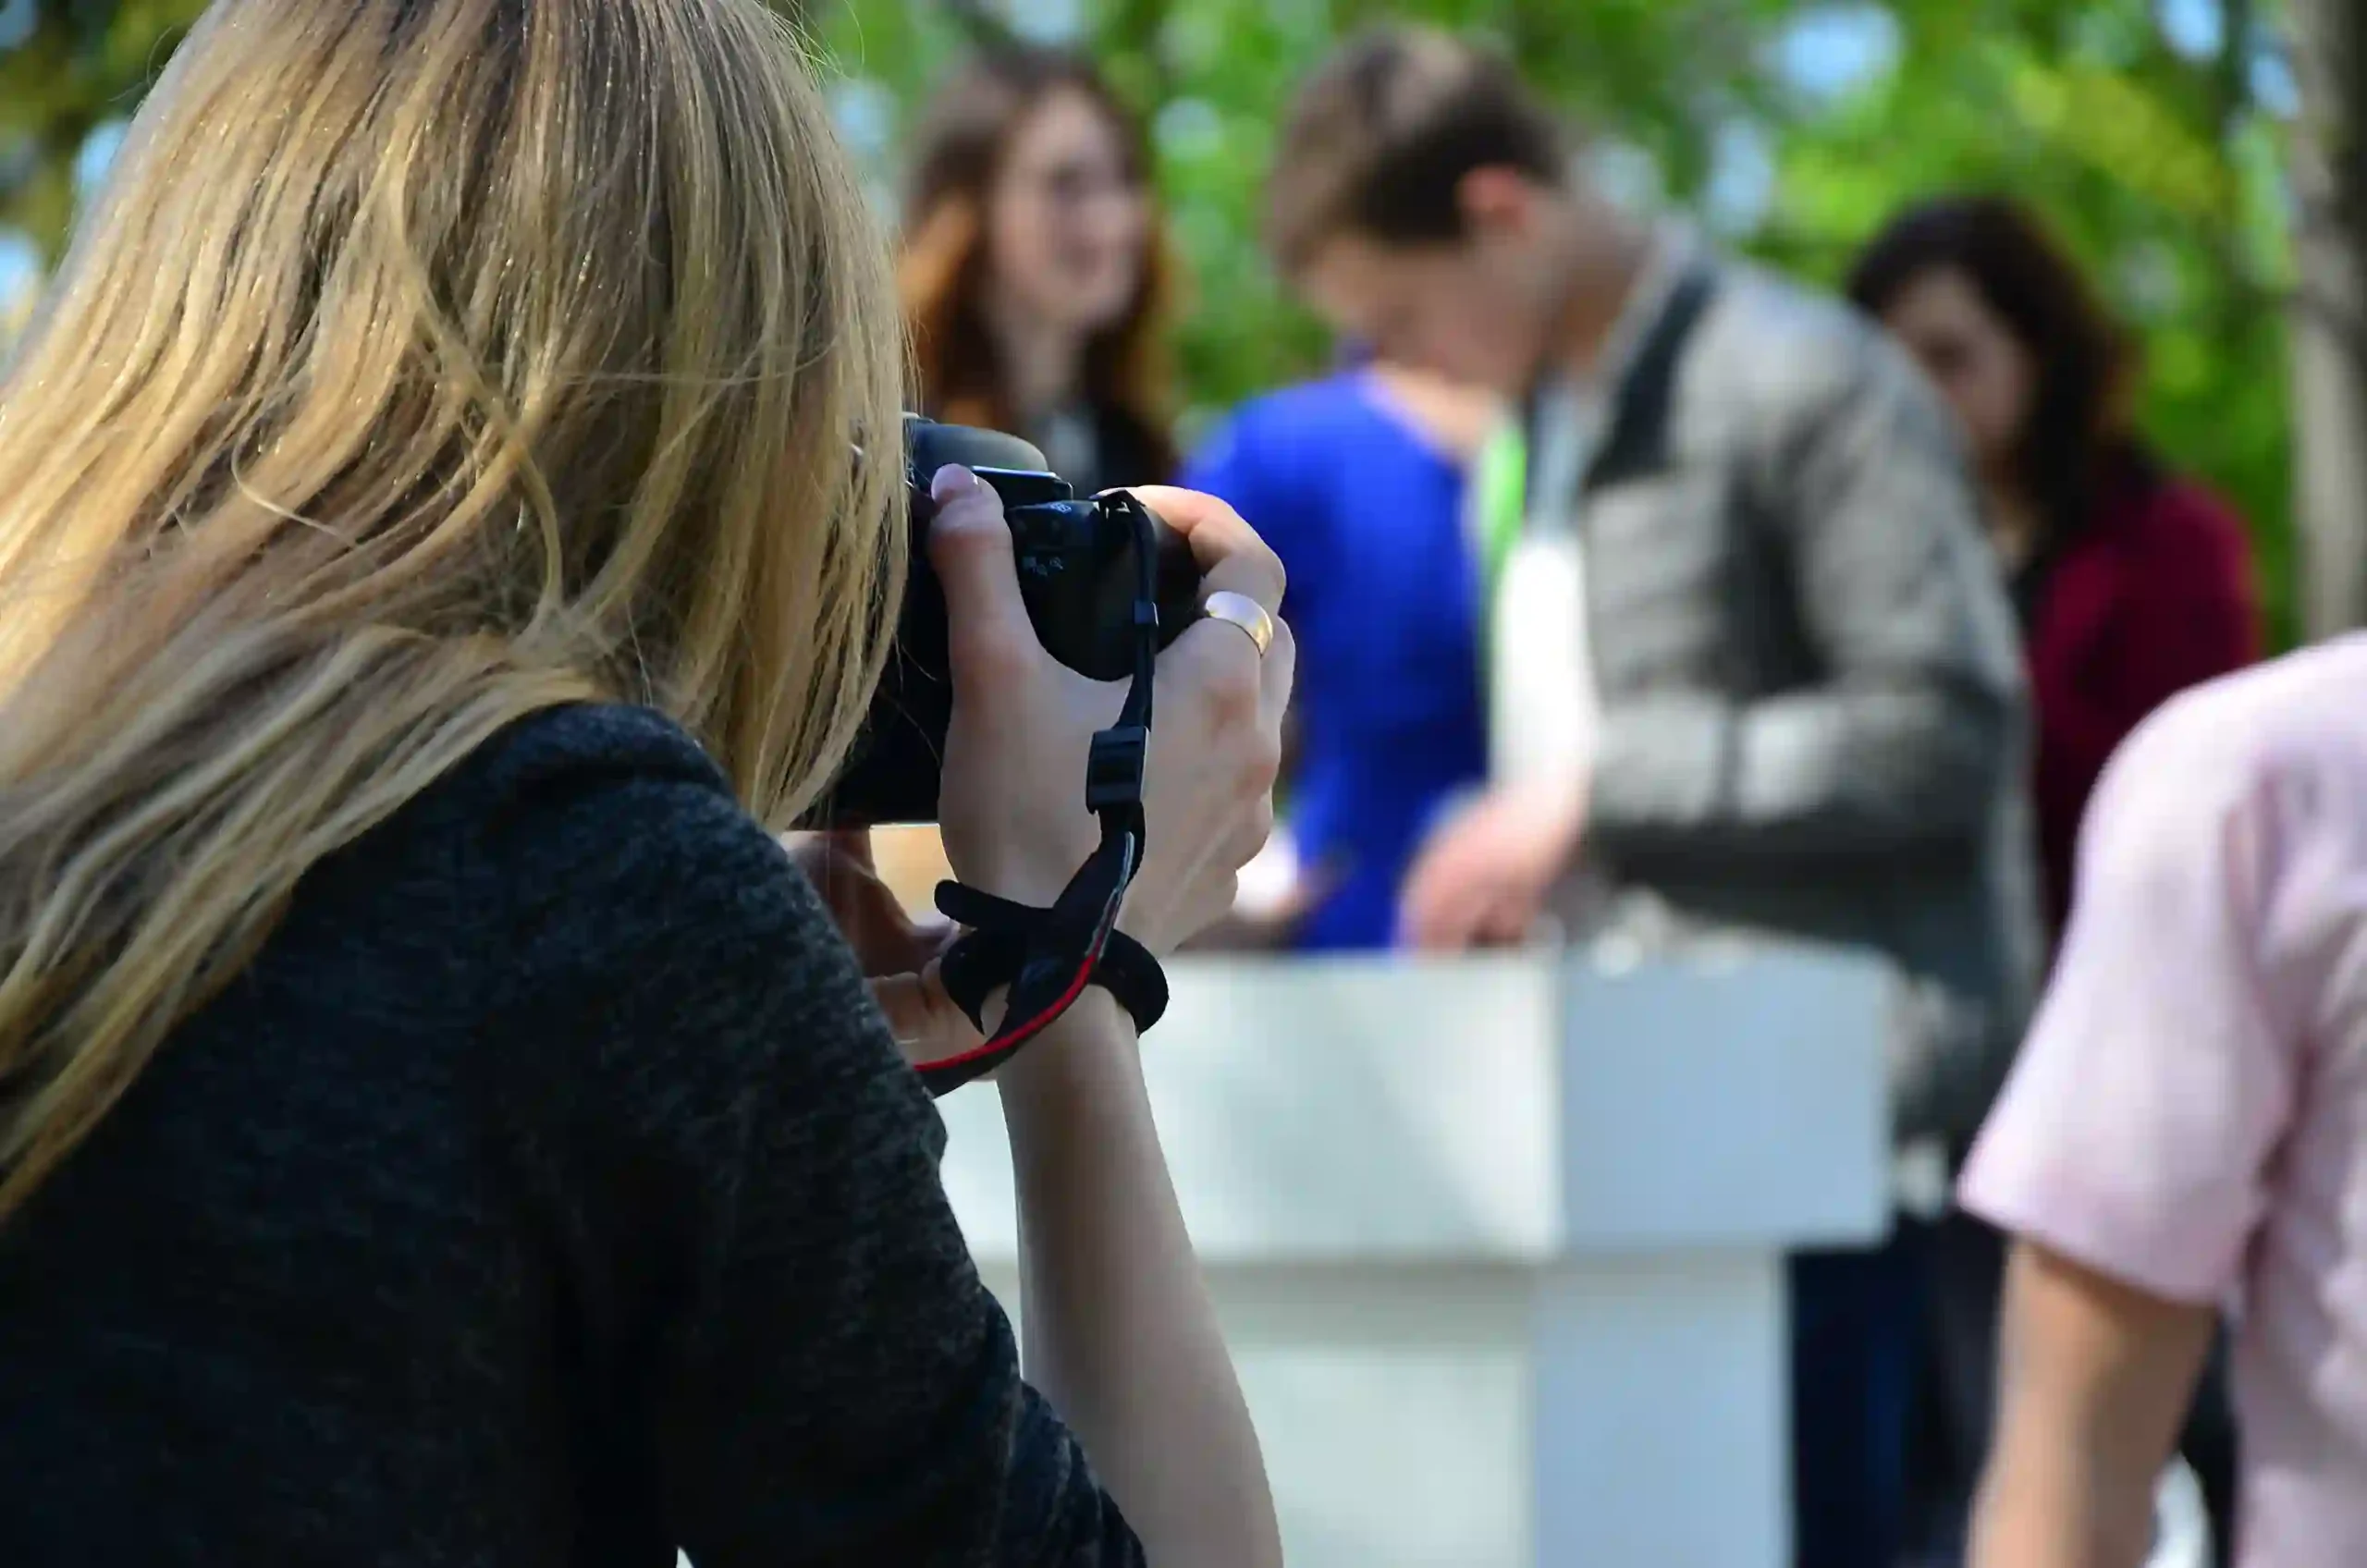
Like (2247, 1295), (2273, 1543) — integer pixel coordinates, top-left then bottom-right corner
(813, 420), (1199, 827)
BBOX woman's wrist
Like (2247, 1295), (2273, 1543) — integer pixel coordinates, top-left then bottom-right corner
(997, 988), (1140, 1110)
(957, 864), (1076, 914)
(942, 810), (1103, 916)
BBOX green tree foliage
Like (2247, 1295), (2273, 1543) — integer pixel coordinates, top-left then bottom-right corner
(0, 0), (2303, 632)
(811, 0), (2298, 633)
(0, 0), (208, 253)
(1756, 0), (2300, 639)
(813, 0), (1809, 448)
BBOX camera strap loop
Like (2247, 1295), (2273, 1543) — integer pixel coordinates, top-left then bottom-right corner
(914, 493), (1169, 1098)
(929, 863), (1170, 1056)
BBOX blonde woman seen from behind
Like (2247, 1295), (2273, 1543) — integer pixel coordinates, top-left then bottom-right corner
(0, 2), (1286, 1564)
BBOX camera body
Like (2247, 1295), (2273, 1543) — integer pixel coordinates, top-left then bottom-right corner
(820, 417), (1201, 826)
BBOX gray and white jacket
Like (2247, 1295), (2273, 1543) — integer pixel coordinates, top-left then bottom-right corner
(1532, 246), (2044, 1145)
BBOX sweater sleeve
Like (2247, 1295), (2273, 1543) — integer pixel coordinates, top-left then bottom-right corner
(481, 715), (1141, 1567)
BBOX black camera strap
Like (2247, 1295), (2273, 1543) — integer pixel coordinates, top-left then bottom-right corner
(914, 491), (1171, 1096)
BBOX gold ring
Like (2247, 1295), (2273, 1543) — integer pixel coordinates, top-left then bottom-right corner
(1200, 590), (1275, 657)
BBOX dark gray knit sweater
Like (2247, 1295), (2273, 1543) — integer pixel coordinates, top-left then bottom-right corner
(0, 704), (1139, 1566)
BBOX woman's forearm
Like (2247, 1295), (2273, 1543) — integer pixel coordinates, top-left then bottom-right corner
(997, 992), (1282, 1568)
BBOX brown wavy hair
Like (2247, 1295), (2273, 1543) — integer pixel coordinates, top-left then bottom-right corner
(1848, 195), (2156, 549)
(899, 46), (1176, 477)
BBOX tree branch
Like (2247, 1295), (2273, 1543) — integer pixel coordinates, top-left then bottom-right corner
(2283, 0), (2367, 636)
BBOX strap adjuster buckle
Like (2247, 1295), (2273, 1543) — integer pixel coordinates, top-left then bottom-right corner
(1085, 725), (1148, 814)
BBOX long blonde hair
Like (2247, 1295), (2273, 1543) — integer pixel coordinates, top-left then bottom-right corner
(0, 0), (905, 1219)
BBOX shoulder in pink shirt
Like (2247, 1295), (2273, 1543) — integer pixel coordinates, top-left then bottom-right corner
(1962, 633), (2367, 1568)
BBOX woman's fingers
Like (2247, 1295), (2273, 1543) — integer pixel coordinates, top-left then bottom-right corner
(781, 829), (958, 977)
(1122, 485), (1285, 612)
(789, 835), (865, 908)
(1123, 486), (1295, 717)
(936, 475), (1294, 726)
(869, 911), (960, 981)
(871, 962), (982, 1069)
(926, 465), (1043, 701)
(1165, 607), (1294, 753)
(1255, 608), (1297, 717)
(825, 827), (877, 874)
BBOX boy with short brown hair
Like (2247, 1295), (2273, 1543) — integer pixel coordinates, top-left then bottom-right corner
(1264, 27), (2042, 1568)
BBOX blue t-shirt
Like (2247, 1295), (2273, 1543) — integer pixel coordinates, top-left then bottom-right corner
(1182, 373), (1488, 950)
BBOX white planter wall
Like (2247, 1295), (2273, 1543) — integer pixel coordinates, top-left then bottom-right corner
(938, 946), (1893, 1568)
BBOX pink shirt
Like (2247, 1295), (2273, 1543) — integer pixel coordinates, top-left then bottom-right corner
(1962, 636), (2367, 1567)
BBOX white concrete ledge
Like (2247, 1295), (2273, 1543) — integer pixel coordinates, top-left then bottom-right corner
(938, 944), (1890, 1263)
(937, 942), (1892, 1568)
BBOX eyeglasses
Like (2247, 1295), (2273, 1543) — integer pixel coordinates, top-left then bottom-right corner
(1009, 159), (1144, 209)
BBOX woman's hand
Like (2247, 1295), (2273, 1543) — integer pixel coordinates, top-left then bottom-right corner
(926, 467), (1293, 958)
(782, 829), (952, 976)
(923, 481), (1291, 1568)
(780, 828), (979, 1065)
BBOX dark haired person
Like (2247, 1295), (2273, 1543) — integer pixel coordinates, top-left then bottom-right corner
(1851, 194), (2262, 1566)
(901, 46), (1177, 495)
(1264, 28), (2042, 1568)
(1849, 196), (2261, 946)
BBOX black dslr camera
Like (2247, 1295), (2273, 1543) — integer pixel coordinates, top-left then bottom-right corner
(822, 417), (1201, 826)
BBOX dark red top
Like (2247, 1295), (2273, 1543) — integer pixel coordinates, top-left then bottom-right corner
(2019, 459), (2261, 937)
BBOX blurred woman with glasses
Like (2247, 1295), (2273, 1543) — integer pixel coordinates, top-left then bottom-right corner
(900, 46), (1177, 496)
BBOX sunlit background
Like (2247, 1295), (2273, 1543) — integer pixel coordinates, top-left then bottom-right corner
(0, 0), (2311, 636)
(0, 8), (2337, 1565)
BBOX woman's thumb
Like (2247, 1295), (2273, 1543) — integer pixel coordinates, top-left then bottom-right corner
(925, 466), (1036, 687)
(872, 962), (982, 1069)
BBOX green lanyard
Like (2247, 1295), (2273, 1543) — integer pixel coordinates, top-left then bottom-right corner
(1471, 420), (1528, 679)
